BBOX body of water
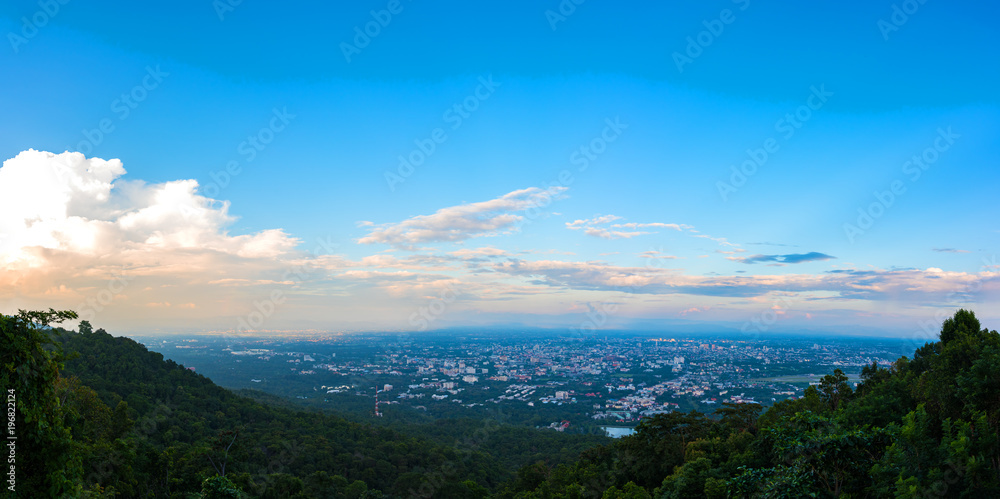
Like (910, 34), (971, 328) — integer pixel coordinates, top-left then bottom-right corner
(602, 426), (636, 438)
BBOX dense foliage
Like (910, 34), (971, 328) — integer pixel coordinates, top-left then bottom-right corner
(500, 309), (1000, 498)
(2, 308), (997, 497)
(2, 311), (602, 498)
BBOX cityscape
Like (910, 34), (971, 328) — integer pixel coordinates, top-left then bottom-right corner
(4, 0), (997, 495)
(138, 331), (904, 435)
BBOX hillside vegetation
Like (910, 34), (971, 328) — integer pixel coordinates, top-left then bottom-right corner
(2, 309), (998, 497)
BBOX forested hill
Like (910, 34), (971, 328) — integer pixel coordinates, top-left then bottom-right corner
(0, 311), (594, 498)
(56, 324), (518, 497)
(3, 309), (999, 497)
(495, 309), (1000, 498)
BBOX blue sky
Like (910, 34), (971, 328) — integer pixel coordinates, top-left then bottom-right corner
(1, 0), (997, 336)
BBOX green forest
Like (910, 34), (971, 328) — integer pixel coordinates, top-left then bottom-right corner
(2, 308), (998, 498)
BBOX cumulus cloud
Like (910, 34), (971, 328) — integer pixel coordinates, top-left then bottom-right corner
(0, 150), (307, 326)
(358, 186), (567, 247)
(728, 252), (835, 265)
(0, 150), (299, 268)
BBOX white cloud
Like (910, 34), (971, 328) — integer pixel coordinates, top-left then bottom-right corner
(583, 227), (651, 239)
(565, 215), (738, 249)
(566, 214), (622, 229)
(450, 247), (508, 258)
(566, 215), (695, 240)
(358, 186), (567, 247)
(3, 150), (993, 334)
(692, 234), (737, 247)
(614, 222), (690, 231)
(0, 150), (308, 326)
(566, 215), (647, 239)
(639, 250), (679, 260)
(0, 150), (298, 268)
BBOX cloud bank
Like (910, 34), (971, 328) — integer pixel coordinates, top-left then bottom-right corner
(2, 150), (995, 334)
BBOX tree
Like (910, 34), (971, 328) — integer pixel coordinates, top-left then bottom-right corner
(912, 309), (1000, 421)
(714, 402), (762, 436)
(614, 410), (711, 488)
(207, 427), (242, 477)
(856, 361), (891, 397)
(0, 309), (82, 496)
(657, 457), (716, 499)
(201, 475), (246, 498)
(818, 368), (853, 411)
(602, 481), (650, 499)
(940, 308), (981, 344)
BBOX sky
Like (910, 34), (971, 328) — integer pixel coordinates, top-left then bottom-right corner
(0, 0), (998, 338)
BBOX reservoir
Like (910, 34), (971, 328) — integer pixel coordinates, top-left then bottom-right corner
(602, 426), (636, 438)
